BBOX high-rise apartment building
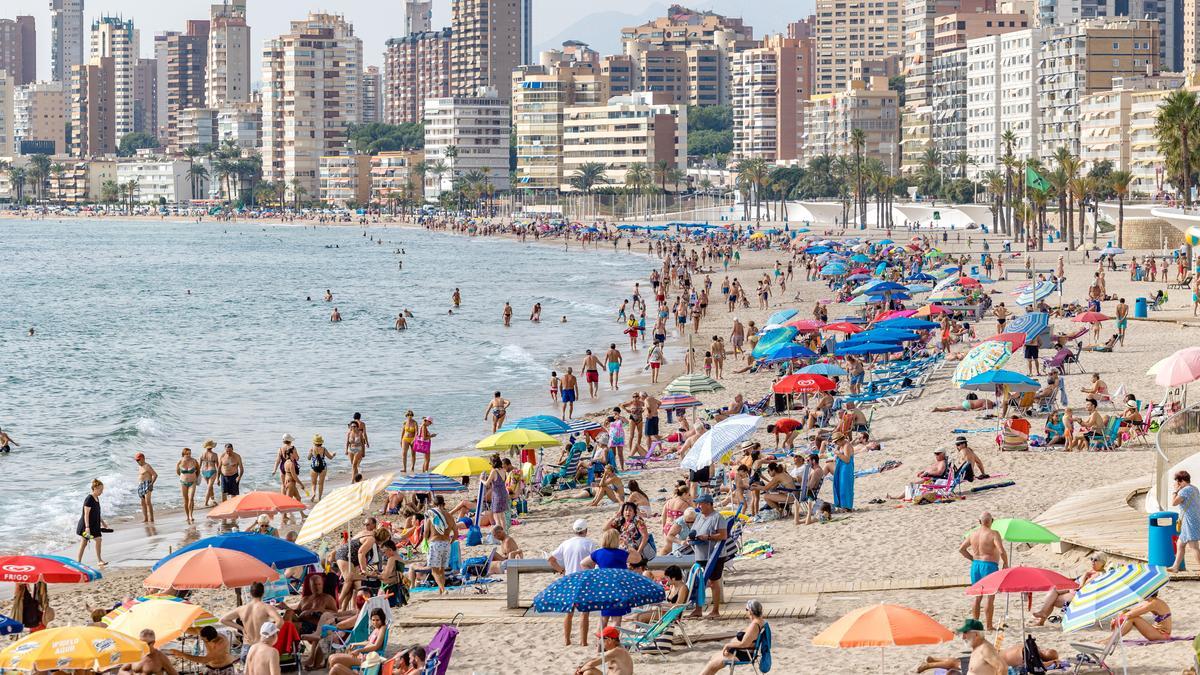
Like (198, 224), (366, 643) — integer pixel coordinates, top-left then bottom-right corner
(1130, 0), (1180, 71)
(561, 92), (687, 190)
(133, 57), (157, 136)
(153, 32), (177, 140)
(70, 56), (116, 157)
(930, 48), (970, 160)
(165, 21), (210, 150)
(1039, 18), (1160, 158)
(450, 0), (528, 102)
(217, 100), (261, 149)
(1185, 0), (1200, 72)
(51, 0), (85, 84)
(383, 28), (451, 125)
(362, 66), (382, 124)
(731, 35), (814, 161)
(512, 48), (612, 190)
(90, 16), (139, 139)
(802, 77), (900, 169)
(261, 13), (363, 198)
(965, 28), (1043, 178)
(620, 6), (756, 106)
(13, 81), (69, 154)
(405, 0), (433, 34)
(423, 90), (511, 198)
(207, 0), (252, 106)
(0, 73), (13, 155)
(814, 0), (904, 96)
(0, 16), (37, 86)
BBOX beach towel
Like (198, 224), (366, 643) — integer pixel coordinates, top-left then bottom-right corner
(734, 540), (774, 560)
(1122, 635), (1195, 646)
(969, 481), (1015, 493)
(855, 460), (902, 478)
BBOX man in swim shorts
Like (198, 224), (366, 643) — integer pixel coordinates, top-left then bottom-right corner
(581, 350), (602, 398)
(561, 368), (578, 419)
(958, 511), (1007, 630)
(219, 444), (244, 502)
(134, 453), (158, 523)
(604, 344), (623, 391)
(643, 393), (661, 446)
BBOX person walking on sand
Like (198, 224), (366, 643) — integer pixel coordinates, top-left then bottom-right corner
(484, 392), (510, 432)
(582, 350), (602, 398)
(345, 412), (368, 478)
(200, 440), (219, 507)
(604, 344), (623, 390)
(503, 302), (513, 326)
(1115, 298), (1129, 346)
(646, 341), (665, 384)
(1168, 470), (1200, 572)
(414, 417), (435, 473)
(561, 369), (578, 419)
(76, 479), (108, 565)
(134, 453), (158, 523)
(959, 512), (1008, 630)
(220, 583), (282, 649)
(308, 435), (332, 501)
(219, 444), (245, 502)
(176, 448), (200, 524)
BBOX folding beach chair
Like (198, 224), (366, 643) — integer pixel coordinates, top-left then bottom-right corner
(540, 441), (585, 490)
(1129, 404), (1154, 447)
(1070, 628), (1119, 674)
(724, 622), (772, 673)
(998, 418), (1031, 452)
(1088, 417), (1122, 451)
(619, 605), (693, 656)
(325, 595), (392, 655)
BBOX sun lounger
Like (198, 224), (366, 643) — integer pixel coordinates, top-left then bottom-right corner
(1088, 417), (1122, 451)
(1168, 274), (1193, 289)
(540, 441), (585, 489)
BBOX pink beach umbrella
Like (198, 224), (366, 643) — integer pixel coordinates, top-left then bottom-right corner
(1149, 347), (1200, 388)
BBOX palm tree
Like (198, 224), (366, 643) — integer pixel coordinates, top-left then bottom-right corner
(1155, 90), (1200, 206)
(101, 179), (120, 204)
(918, 145), (943, 197)
(428, 160), (448, 196)
(737, 158), (770, 222)
(1000, 130), (1017, 236)
(289, 177), (306, 210)
(652, 160), (673, 193)
(1060, 153), (1081, 251)
(186, 164), (209, 201)
(412, 161), (429, 205)
(984, 171), (1004, 233)
(123, 179), (139, 213)
(1109, 170), (1132, 248)
(850, 128), (866, 226)
(49, 163), (65, 205)
(8, 166), (27, 205)
(1073, 175), (1094, 249)
(568, 162), (610, 194)
(832, 155), (853, 227)
(624, 162), (652, 214)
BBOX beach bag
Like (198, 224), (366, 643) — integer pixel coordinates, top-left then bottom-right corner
(413, 438), (431, 454)
(1023, 634), (1047, 674)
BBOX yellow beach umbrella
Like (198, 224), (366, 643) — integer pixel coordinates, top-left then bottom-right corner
(107, 599), (215, 647)
(432, 455), (493, 478)
(0, 626), (148, 671)
(476, 428), (561, 451)
(296, 472), (394, 545)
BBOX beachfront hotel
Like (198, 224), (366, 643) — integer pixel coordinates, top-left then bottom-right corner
(560, 91), (687, 189)
(422, 89), (511, 199)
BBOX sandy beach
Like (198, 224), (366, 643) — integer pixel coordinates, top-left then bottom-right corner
(10, 213), (1200, 674)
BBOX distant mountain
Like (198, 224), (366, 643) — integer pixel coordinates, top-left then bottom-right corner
(534, 4), (667, 57)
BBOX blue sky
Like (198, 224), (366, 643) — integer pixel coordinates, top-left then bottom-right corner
(13, 0), (810, 81)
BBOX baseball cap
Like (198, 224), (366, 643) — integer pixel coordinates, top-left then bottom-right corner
(955, 436), (967, 445)
(572, 518), (588, 533)
(955, 618), (985, 634)
(596, 626), (620, 640)
(282, 433), (294, 443)
(260, 621), (279, 639)
(695, 494), (714, 504)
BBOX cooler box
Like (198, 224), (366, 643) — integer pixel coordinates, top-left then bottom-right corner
(1148, 511), (1178, 567)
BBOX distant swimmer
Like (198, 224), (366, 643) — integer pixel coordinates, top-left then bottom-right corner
(395, 313), (408, 330)
(484, 391), (510, 432)
(330, 307), (342, 322)
(561, 316), (568, 323)
(503, 302), (513, 327)
(404, 309), (414, 318)
(453, 288), (461, 307)
(530, 302), (542, 322)
(0, 426), (19, 454)
(306, 296), (312, 301)
(27, 328), (34, 337)
(324, 290), (333, 302)
(186, 290), (191, 295)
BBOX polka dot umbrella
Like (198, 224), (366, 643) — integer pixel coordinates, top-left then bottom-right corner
(533, 568), (665, 614)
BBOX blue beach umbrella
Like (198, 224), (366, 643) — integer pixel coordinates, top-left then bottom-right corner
(877, 317), (939, 330)
(0, 615), (22, 635)
(853, 279), (886, 295)
(152, 533), (318, 571)
(866, 292), (910, 303)
(1006, 312), (1049, 340)
(763, 343), (818, 363)
(533, 568), (665, 614)
(564, 419), (602, 434)
(1062, 564), (1169, 633)
(868, 281), (908, 293)
(1015, 281), (1056, 306)
(960, 369), (1040, 393)
(907, 272), (936, 282)
(499, 415), (572, 435)
(847, 329), (920, 343)
(821, 263), (848, 276)
(851, 253), (871, 263)
(766, 309), (799, 325)
(836, 342), (904, 355)
(906, 283), (933, 293)
(799, 363), (848, 377)
(879, 239), (894, 246)
(386, 473), (469, 493)
(846, 273), (872, 282)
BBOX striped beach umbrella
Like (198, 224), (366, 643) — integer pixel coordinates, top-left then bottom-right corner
(564, 419), (602, 434)
(1014, 281), (1056, 306)
(1062, 564), (1169, 633)
(952, 341), (1013, 387)
(386, 473), (468, 493)
(498, 415), (572, 435)
(659, 393), (701, 410)
(1006, 312), (1049, 340)
(664, 373), (725, 395)
(680, 414), (761, 471)
(295, 472), (394, 545)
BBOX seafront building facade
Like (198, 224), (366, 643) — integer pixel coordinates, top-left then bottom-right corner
(560, 92), (687, 189)
(802, 76), (901, 169)
(13, 81), (70, 155)
(383, 29), (452, 125)
(422, 90), (511, 199)
(731, 35), (813, 162)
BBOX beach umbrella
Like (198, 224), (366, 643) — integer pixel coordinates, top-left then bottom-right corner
(143, 547), (279, 590)
(152, 532), (318, 571)
(875, 309), (918, 321)
(824, 321), (864, 334)
(846, 273), (872, 283)
(847, 328), (920, 343)
(476, 428), (561, 451)
(665, 373), (725, 395)
(0, 626), (148, 671)
(1072, 312), (1110, 324)
(906, 283), (933, 293)
(907, 272), (936, 282)
(386, 473), (468, 493)
(851, 253), (871, 263)
(767, 309), (799, 325)
(821, 263), (848, 276)
(987, 518), (1060, 545)
(914, 304), (948, 317)
(762, 343), (818, 363)
(1015, 281), (1056, 306)
(960, 369), (1040, 393)
(853, 279), (886, 295)
(813, 604), (953, 673)
(979, 332), (1027, 350)
(1006, 312), (1049, 340)
(751, 326), (800, 359)
(106, 599), (217, 647)
(659, 393), (701, 410)
(773, 373), (837, 394)
(928, 289), (966, 303)
(966, 566), (1078, 631)
(847, 294), (874, 307)
(564, 419), (603, 434)
(532, 568), (665, 614)
(0, 555), (102, 584)
(295, 472), (394, 545)
(100, 594), (217, 627)
(432, 456), (493, 478)
(952, 341), (1013, 386)
(799, 363), (848, 377)
(0, 615), (22, 635)
(786, 318), (826, 332)
(877, 318), (939, 331)
(1099, 246), (1124, 257)
(498, 415), (572, 435)
(866, 291), (911, 302)
(836, 342), (904, 355)
(1148, 347), (1200, 388)
(206, 491), (307, 520)
(1062, 564), (1169, 633)
(680, 414), (761, 471)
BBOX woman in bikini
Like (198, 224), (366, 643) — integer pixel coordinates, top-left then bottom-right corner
(1113, 591), (1172, 641)
(483, 392), (510, 432)
(281, 446), (303, 506)
(176, 448), (200, 524)
(660, 484), (692, 536)
(413, 417), (434, 473)
(199, 440), (219, 507)
(308, 435), (332, 501)
(400, 411), (418, 474)
(276, 434), (297, 490)
(345, 413), (368, 478)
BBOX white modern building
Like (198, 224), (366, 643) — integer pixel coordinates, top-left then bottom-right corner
(930, 49), (969, 159)
(116, 157), (194, 204)
(90, 16), (139, 139)
(50, 0), (85, 84)
(422, 88), (511, 199)
(561, 91), (687, 189)
(217, 102), (261, 149)
(965, 28), (1043, 179)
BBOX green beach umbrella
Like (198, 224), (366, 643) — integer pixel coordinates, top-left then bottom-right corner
(966, 518), (1060, 545)
(664, 373), (725, 395)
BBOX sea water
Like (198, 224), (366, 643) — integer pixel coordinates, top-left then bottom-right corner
(0, 219), (653, 552)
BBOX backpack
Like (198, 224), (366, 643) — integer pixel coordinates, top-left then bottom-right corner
(1023, 634), (1047, 675)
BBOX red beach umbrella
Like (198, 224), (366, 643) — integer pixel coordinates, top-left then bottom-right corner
(979, 332), (1027, 350)
(823, 322), (864, 334)
(773, 373), (837, 394)
(965, 566), (1077, 595)
(207, 491), (307, 520)
(787, 319), (826, 332)
(1072, 312), (1110, 323)
(0, 555), (102, 584)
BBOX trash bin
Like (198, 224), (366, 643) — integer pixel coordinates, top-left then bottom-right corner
(1134, 297), (1148, 318)
(1148, 511), (1179, 567)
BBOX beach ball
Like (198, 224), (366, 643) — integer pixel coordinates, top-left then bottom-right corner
(1187, 226), (1200, 247)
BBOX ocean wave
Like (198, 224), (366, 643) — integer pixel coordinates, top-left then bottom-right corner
(493, 344), (546, 376)
(136, 417), (164, 437)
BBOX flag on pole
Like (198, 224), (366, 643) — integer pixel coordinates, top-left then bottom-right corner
(1026, 166), (1050, 192)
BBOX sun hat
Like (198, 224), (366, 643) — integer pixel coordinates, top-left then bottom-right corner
(203, 439), (216, 449)
(695, 494), (715, 504)
(1126, 400), (1137, 408)
(360, 653), (384, 669)
(934, 449), (946, 456)
(282, 434), (294, 443)
(572, 518), (588, 533)
(955, 435), (967, 445)
(313, 434), (324, 445)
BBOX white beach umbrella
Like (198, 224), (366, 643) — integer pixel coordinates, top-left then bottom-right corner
(680, 414), (762, 471)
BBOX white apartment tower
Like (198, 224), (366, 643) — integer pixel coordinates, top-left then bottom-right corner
(51, 0), (85, 84)
(90, 16), (139, 138)
(207, 0), (252, 106)
(261, 13), (363, 199)
(423, 89), (511, 199)
(965, 28), (1043, 179)
(813, 0), (904, 96)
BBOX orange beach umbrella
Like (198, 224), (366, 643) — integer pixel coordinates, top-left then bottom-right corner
(207, 491), (307, 519)
(814, 604), (954, 673)
(143, 547), (279, 590)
